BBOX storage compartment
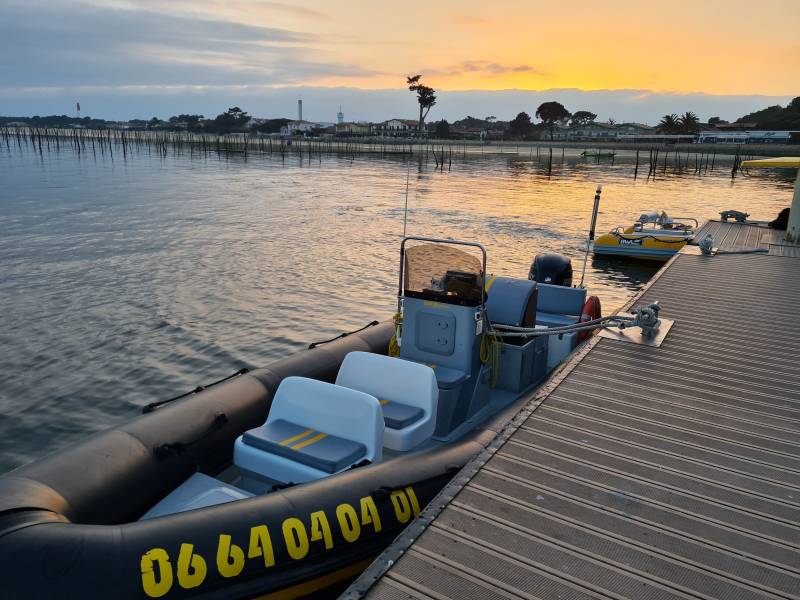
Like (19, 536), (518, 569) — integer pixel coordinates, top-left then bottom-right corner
(530, 336), (549, 385)
(537, 326), (577, 372)
(495, 335), (549, 393)
(430, 365), (470, 438)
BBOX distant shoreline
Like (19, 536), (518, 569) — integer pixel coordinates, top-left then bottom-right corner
(3, 126), (795, 158)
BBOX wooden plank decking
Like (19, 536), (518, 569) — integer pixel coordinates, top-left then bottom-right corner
(345, 222), (800, 600)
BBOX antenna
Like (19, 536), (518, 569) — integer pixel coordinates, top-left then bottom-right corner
(402, 157), (412, 238)
(579, 184), (602, 288)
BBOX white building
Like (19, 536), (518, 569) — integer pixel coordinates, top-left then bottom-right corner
(374, 119), (420, 137)
(335, 122), (372, 136)
(696, 130), (798, 144)
(280, 120), (318, 136)
(547, 123), (654, 141)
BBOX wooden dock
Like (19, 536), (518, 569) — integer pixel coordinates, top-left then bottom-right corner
(344, 220), (800, 600)
(694, 220), (800, 257)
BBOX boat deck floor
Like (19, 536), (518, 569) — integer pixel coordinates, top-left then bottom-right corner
(344, 221), (800, 600)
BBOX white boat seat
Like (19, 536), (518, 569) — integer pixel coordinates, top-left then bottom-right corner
(336, 352), (438, 452)
(234, 376), (383, 484)
(140, 473), (252, 520)
(242, 419), (366, 474)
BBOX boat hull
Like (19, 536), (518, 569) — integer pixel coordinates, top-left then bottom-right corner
(0, 322), (507, 600)
(592, 233), (689, 261)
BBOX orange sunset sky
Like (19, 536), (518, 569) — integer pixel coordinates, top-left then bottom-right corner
(2, 0), (798, 120)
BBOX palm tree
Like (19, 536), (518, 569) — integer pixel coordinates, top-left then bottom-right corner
(657, 114), (680, 134)
(678, 111), (701, 134)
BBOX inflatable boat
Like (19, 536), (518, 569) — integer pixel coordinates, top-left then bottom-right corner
(592, 211), (696, 261)
(0, 237), (602, 600)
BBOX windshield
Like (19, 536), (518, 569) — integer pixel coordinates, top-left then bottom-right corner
(403, 242), (484, 306)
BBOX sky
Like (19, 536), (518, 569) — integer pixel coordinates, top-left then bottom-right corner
(1, 0), (798, 125)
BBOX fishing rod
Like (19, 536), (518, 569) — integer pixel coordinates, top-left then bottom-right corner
(579, 184), (602, 288)
(402, 155), (411, 238)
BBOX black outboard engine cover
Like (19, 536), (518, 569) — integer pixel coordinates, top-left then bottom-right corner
(529, 253), (573, 286)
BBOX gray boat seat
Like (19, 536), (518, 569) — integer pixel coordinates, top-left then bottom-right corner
(536, 283), (586, 329)
(535, 312), (580, 328)
(234, 376), (383, 484)
(430, 364), (469, 388)
(242, 419), (366, 474)
(537, 283), (586, 315)
(336, 352), (438, 452)
(381, 401), (424, 430)
(140, 472), (252, 520)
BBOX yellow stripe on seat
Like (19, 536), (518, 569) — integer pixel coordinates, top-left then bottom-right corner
(291, 432), (328, 450)
(379, 399), (390, 406)
(484, 275), (497, 292)
(279, 428), (315, 446)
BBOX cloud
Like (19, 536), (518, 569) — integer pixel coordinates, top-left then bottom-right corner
(0, 1), (374, 89)
(83, 0), (330, 20)
(426, 61), (540, 77)
(220, 1), (329, 19)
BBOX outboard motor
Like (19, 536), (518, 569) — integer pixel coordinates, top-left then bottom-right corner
(529, 253), (573, 287)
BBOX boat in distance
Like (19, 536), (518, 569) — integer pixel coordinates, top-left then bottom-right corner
(592, 210), (697, 261)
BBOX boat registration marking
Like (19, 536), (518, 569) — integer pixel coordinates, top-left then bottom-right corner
(139, 486), (422, 598)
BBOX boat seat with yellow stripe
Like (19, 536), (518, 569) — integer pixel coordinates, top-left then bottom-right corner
(234, 376), (383, 484)
(241, 420), (366, 474)
(336, 352), (438, 452)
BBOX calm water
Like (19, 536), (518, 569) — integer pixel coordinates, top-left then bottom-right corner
(0, 143), (793, 472)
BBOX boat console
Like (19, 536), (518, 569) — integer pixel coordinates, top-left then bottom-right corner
(398, 239), (491, 440)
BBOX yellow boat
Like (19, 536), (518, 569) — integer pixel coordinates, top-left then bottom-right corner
(592, 211), (697, 261)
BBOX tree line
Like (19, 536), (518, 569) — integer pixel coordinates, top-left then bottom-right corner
(3, 83), (798, 138)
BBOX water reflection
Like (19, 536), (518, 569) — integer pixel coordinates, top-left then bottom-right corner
(590, 256), (662, 295)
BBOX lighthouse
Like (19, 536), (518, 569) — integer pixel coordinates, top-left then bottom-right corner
(337, 105), (344, 124)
